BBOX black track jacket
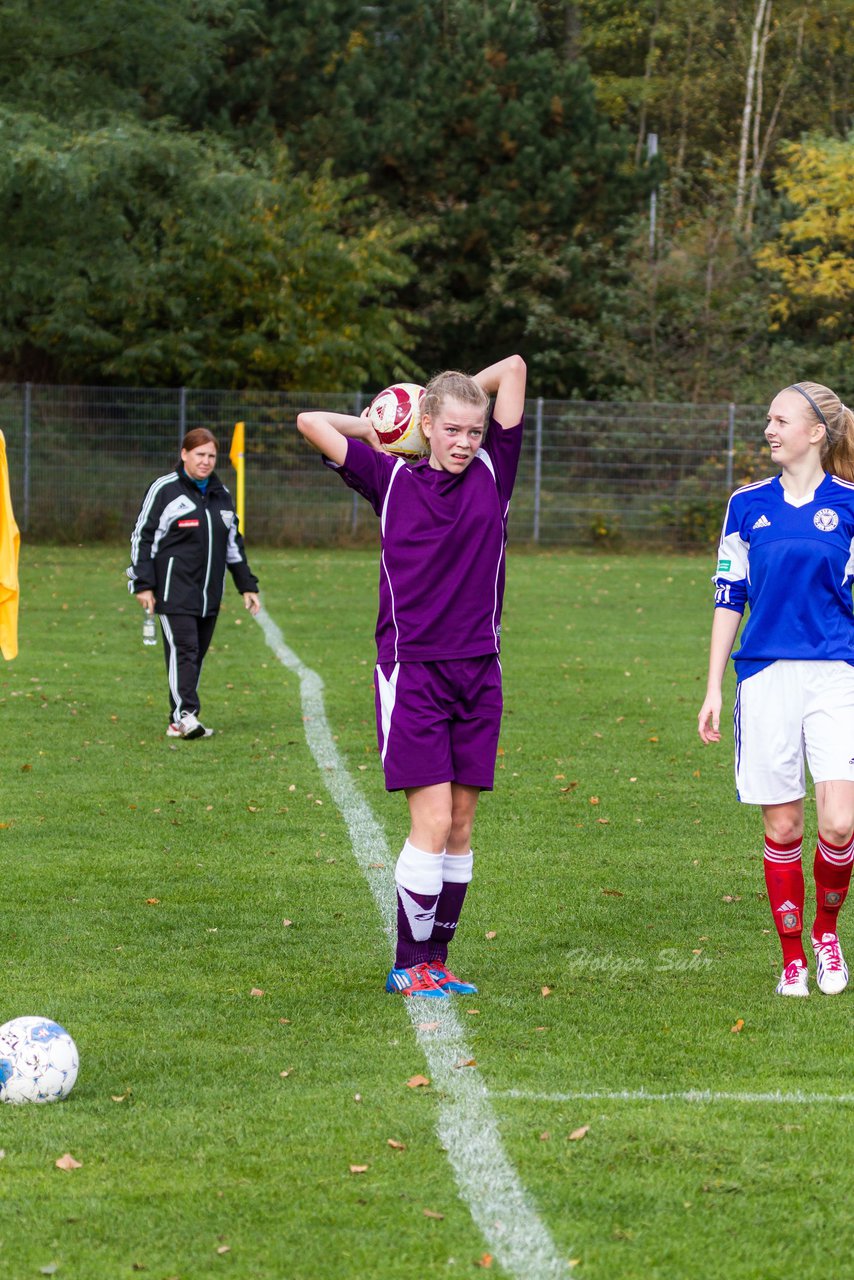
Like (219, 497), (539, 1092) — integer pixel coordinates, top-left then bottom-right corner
(127, 463), (258, 616)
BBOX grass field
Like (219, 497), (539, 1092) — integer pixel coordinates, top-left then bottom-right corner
(2, 544), (853, 1280)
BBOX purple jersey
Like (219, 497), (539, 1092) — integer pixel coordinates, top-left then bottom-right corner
(328, 415), (523, 662)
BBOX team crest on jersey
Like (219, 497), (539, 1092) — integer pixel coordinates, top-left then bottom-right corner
(220, 510), (234, 528)
(717, 558), (731, 572)
(814, 508), (839, 531)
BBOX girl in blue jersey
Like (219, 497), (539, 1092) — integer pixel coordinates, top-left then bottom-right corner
(698, 381), (854, 997)
(297, 356), (527, 999)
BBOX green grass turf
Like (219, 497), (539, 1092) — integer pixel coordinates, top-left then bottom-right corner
(2, 544), (852, 1279)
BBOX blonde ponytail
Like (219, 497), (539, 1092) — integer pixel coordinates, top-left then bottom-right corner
(794, 381), (854, 481)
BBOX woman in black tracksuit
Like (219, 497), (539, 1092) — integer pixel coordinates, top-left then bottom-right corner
(128, 428), (260, 739)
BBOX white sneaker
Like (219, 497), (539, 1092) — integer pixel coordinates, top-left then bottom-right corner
(811, 932), (849, 996)
(166, 712), (213, 740)
(775, 960), (809, 997)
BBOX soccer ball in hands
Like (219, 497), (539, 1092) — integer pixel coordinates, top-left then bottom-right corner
(368, 383), (428, 459)
(0, 1016), (79, 1104)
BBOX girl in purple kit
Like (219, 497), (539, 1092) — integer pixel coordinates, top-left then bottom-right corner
(297, 355), (527, 998)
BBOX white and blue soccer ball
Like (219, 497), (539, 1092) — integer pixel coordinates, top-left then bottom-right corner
(0, 1016), (79, 1104)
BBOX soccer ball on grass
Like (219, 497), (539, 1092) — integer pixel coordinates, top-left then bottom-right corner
(0, 1016), (79, 1104)
(368, 383), (428, 459)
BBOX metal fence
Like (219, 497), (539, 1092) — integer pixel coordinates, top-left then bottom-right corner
(0, 383), (769, 548)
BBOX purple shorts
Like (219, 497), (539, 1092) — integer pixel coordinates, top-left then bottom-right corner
(374, 656), (503, 792)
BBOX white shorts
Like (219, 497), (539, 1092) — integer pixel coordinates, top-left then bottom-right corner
(734, 660), (854, 805)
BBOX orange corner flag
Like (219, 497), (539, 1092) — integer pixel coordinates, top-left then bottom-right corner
(229, 421), (245, 470)
(0, 428), (21, 661)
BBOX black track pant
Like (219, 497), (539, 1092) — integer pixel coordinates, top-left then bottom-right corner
(159, 613), (218, 721)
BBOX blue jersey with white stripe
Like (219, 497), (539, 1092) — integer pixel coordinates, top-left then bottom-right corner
(713, 472), (854, 681)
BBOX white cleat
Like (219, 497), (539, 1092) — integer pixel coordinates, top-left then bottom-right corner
(811, 932), (849, 996)
(775, 960), (809, 997)
(166, 711), (213, 740)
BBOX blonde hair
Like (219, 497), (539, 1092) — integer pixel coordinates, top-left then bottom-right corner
(422, 370), (489, 426)
(792, 381), (854, 481)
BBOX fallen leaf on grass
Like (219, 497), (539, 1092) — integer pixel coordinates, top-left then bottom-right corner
(406, 1075), (430, 1089)
(249, 988), (265, 997)
(39, 1265), (59, 1276)
(540, 1132), (551, 1141)
(216, 1244), (231, 1254)
(597, 817), (610, 825)
(589, 796), (600, 805)
(423, 1208), (444, 1220)
(110, 1089), (132, 1103)
(387, 1139), (406, 1150)
(475, 1255), (493, 1269)
(55, 1153), (82, 1171)
(485, 930), (497, 940)
(722, 895), (742, 903)
(279, 1070), (292, 1078)
(349, 1164), (369, 1174)
(453, 1058), (476, 1069)
(602, 888), (624, 897)
(466, 1009), (480, 1015)
(560, 781), (579, 793)
(731, 1019), (745, 1034)
(568, 1126), (589, 1142)
(417, 1021), (439, 1032)
(145, 898), (160, 906)
(541, 986), (552, 997)
(282, 919), (293, 927)
(278, 1018), (291, 1025)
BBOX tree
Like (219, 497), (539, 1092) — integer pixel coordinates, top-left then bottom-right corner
(0, 0), (237, 121)
(756, 132), (854, 342)
(0, 111), (417, 387)
(288, 0), (645, 388)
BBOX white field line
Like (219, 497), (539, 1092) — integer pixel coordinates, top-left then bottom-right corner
(256, 608), (572, 1280)
(496, 1087), (854, 1107)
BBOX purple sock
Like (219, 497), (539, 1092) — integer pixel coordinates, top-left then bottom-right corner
(394, 841), (444, 970)
(428, 852), (473, 964)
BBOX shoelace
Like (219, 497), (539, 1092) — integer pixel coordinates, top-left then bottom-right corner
(783, 962), (806, 983)
(818, 940), (844, 972)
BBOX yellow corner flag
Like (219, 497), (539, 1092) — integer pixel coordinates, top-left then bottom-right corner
(229, 421), (245, 533)
(0, 428), (20, 661)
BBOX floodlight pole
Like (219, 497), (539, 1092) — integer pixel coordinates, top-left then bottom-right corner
(647, 133), (659, 258)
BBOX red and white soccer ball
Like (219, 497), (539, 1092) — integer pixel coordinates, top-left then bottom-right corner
(0, 1016), (79, 1104)
(368, 383), (428, 459)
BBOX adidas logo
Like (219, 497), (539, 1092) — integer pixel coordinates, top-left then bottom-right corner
(752, 514), (771, 529)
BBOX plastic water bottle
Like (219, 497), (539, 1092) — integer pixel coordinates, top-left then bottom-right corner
(142, 609), (157, 646)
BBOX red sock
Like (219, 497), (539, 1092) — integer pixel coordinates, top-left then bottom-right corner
(813, 832), (854, 939)
(764, 836), (806, 966)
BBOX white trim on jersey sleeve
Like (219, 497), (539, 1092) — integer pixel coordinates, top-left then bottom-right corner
(843, 535), (854, 587)
(711, 488), (753, 610)
(380, 458), (407, 537)
(475, 449), (496, 481)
